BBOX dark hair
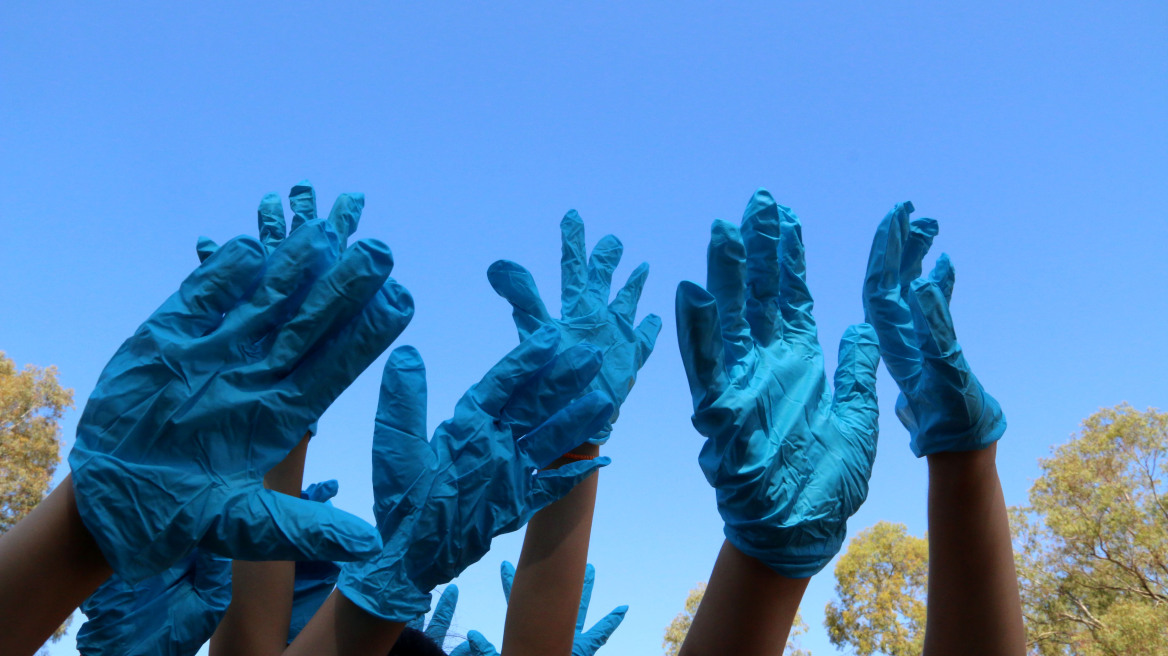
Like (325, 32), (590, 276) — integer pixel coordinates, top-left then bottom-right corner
(388, 626), (447, 656)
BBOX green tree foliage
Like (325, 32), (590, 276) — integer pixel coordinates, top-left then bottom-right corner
(1011, 404), (1168, 656)
(662, 582), (809, 655)
(0, 352), (74, 532)
(825, 521), (928, 656)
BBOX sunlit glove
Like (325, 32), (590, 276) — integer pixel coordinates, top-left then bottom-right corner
(488, 211), (662, 444)
(286, 480), (344, 643)
(337, 326), (614, 621)
(675, 190), (882, 578)
(404, 585), (459, 650)
(196, 180), (365, 440)
(69, 214), (413, 581)
(863, 202), (1006, 457)
(76, 549), (231, 656)
(450, 561), (627, 656)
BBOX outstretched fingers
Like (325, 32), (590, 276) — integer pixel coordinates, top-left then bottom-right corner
(831, 323), (881, 452)
(148, 236), (265, 339)
(469, 325), (560, 416)
(289, 180), (318, 232)
(776, 201), (817, 341)
(706, 220), (752, 362)
(741, 189), (782, 346)
(560, 211), (588, 316)
(257, 192), (288, 252)
(425, 585), (459, 644)
(584, 234), (624, 312)
(487, 260), (553, 338)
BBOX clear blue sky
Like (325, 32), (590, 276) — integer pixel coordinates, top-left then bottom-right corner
(2, 2), (1165, 654)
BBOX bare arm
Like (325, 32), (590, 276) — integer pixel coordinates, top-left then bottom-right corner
(679, 541), (809, 656)
(210, 432), (311, 656)
(501, 444), (600, 656)
(284, 589), (406, 656)
(923, 443), (1025, 656)
(0, 475), (113, 656)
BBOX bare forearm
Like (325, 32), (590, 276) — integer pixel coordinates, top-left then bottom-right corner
(0, 475), (113, 656)
(284, 590), (405, 656)
(680, 540), (808, 656)
(502, 444), (600, 656)
(923, 443), (1025, 656)
(211, 433), (311, 656)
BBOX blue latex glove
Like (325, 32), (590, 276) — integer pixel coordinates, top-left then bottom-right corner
(287, 480), (344, 643)
(69, 211), (412, 581)
(450, 561), (627, 656)
(488, 210), (662, 444)
(196, 180), (365, 440)
(862, 202), (1006, 457)
(76, 549), (231, 656)
(337, 326), (614, 621)
(404, 585), (459, 650)
(675, 190), (882, 578)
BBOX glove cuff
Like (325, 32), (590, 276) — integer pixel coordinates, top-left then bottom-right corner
(337, 557), (432, 622)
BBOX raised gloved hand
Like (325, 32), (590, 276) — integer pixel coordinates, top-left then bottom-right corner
(487, 210), (661, 444)
(336, 326), (614, 621)
(862, 202), (1006, 457)
(675, 190), (882, 578)
(450, 561), (627, 656)
(405, 585), (459, 650)
(287, 480), (344, 643)
(69, 204), (413, 581)
(76, 549), (231, 656)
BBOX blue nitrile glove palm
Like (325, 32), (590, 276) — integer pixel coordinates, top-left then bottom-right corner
(675, 190), (882, 578)
(69, 214), (413, 581)
(488, 210), (662, 444)
(450, 561), (627, 656)
(862, 202), (1006, 457)
(404, 585), (459, 650)
(287, 480), (344, 643)
(337, 326), (615, 621)
(76, 549), (231, 656)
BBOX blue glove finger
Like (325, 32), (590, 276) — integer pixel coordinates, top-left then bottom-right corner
(326, 193), (364, 249)
(468, 325), (560, 416)
(706, 220), (752, 363)
(372, 346), (430, 514)
(500, 561), (516, 602)
(203, 486), (381, 562)
(930, 253), (955, 304)
(634, 313), (662, 370)
(425, 585), (459, 644)
(289, 179), (318, 231)
(449, 642), (473, 656)
(527, 457), (611, 513)
(500, 343), (603, 437)
(900, 217), (939, 287)
(575, 605), (628, 655)
(831, 323), (882, 445)
(576, 563), (596, 633)
(145, 236), (265, 340)
(196, 236), (219, 263)
(517, 390), (614, 468)
(608, 261), (649, 325)
(560, 211), (589, 316)
(862, 202), (919, 378)
(468, 631), (502, 656)
(584, 234), (624, 310)
(267, 239), (393, 373)
(488, 260), (554, 338)
(303, 479), (339, 503)
(907, 279), (963, 365)
(741, 191), (782, 347)
(257, 192), (288, 252)
(776, 200), (817, 340)
(675, 282), (728, 409)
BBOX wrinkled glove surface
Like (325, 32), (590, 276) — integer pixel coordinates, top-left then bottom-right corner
(676, 190), (882, 578)
(76, 549), (231, 656)
(337, 326), (614, 621)
(69, 196), (412, 581)
(488, 211), (661, 444)
(863, 202), (1006, 457)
